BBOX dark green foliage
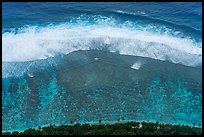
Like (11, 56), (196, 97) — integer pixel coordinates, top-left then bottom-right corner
(2, 122), (202, 135)
(70, 120), (73, 124)
(9, 131), (20, 135)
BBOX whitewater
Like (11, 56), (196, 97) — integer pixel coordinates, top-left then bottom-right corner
(2, 15), (202, 67)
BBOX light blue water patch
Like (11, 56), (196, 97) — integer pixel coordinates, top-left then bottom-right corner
(37, 70), (67, 126)
(2, 73), (202, 131)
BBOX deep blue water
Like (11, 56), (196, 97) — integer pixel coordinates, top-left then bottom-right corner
(2, 2), (202, 31)
(2, 2), (202, 132)
(2, 2), (202, 43)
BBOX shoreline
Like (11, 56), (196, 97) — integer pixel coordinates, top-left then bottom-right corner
(3, 119), (202, 133)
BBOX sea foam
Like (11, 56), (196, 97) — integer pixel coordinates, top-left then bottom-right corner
(2, 15), (202, 67)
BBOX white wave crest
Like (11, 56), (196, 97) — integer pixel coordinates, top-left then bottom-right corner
(131, 62), (141, 70)
(2, 18), (202, 67)
(116, 10), (147, 16)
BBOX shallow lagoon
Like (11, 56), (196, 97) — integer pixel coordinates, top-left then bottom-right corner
(2, 50), (202, 131)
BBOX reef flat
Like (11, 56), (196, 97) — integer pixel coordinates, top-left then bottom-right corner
(2, 50), (202, 131)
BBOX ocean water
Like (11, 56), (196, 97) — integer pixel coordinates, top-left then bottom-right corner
(2, 2), (202, 66)
(2, 2), (202, 131)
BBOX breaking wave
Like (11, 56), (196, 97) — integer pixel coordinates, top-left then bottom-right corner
(2, 15), (202, 67)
